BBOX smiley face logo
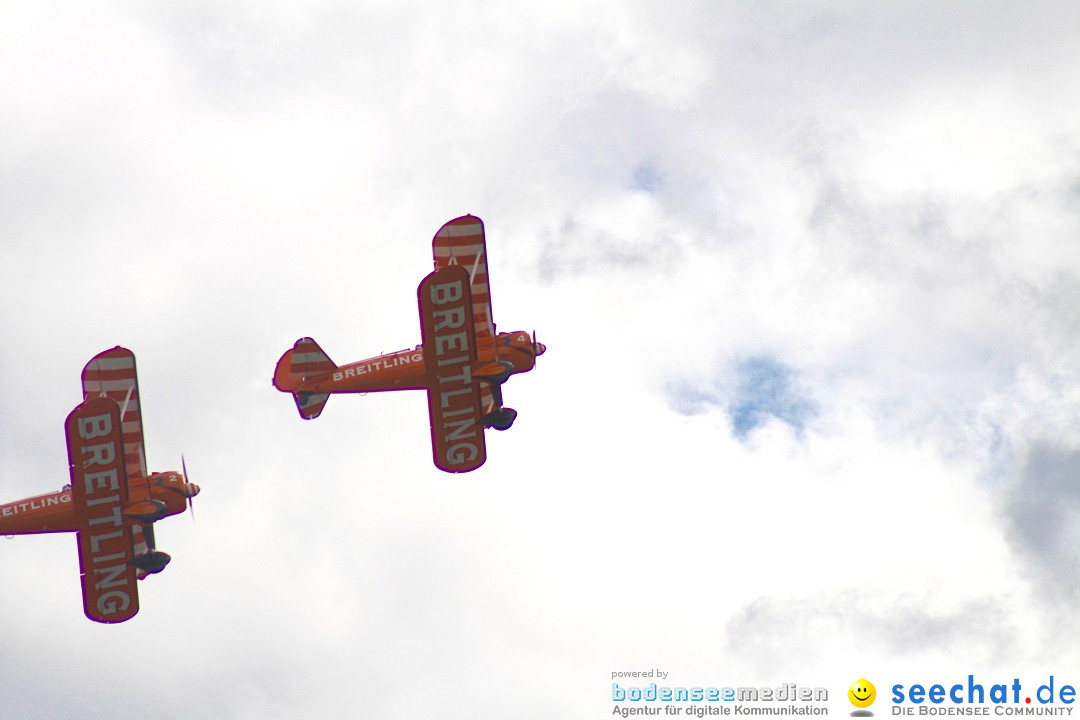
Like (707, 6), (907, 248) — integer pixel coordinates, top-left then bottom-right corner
(848, 679), (876, 709)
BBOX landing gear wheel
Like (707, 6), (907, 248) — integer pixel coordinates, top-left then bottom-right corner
(489, 407), (517, 431)
(131, 550), (172, 575)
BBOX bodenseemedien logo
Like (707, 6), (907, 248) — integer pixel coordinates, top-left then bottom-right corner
(610, 679), (829, 717)
(849, 679), (877, 716)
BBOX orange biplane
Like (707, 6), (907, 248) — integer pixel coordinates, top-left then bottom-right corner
(273, 215), (546, 473)
(0, 347), (199, 623)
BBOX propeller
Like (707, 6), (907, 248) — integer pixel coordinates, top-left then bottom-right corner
(532, 330), (546, 358)
(181, 455), (199, 523)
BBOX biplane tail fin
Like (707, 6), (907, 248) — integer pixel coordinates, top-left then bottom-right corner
(273, 337), (336, 420)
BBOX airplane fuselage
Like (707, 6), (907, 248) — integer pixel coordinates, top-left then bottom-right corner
(0, 471), (197, 537)
(299, 330), (543, 395)
(322, 346), (428, 392)
(0, 490), (75, 534)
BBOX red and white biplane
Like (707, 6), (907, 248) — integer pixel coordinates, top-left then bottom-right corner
(0, 347), (199, 623)
(273, 215), (546, 473)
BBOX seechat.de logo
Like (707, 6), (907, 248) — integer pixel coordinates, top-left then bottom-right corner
(850, 679), (877, 716)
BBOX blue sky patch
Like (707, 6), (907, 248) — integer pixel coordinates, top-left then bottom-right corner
(729, 357), (815, 439)
(631, 163), (663, 193)
(666, 356), (816, 439)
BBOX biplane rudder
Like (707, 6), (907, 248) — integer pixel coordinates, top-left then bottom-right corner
(273, 337), (336, 419)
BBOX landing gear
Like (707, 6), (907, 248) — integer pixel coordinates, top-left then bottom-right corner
(478, 361), (517, 430)
(131, 550), (172, 575)
(127, 500), (168, 524)
(130, 522), (171, 575)
(483, 407), (517, 431)
(482, 361), (514, 385)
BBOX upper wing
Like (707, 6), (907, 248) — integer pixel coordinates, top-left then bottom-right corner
(81, 347), (146, 482)
(66, 396), (139, 623)
(432, 215), (494, 343)
(418, 264), (487, 473)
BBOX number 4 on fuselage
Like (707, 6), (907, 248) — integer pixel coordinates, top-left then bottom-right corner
(272, 215), (546, 473)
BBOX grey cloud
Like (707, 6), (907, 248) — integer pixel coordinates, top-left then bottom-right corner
(535, 215), (683, 282)
(1002, 443), (1080, 602)
(724, 592), (1017, 675)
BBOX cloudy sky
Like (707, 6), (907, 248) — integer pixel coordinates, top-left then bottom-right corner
(3, 1), (1080, 717)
